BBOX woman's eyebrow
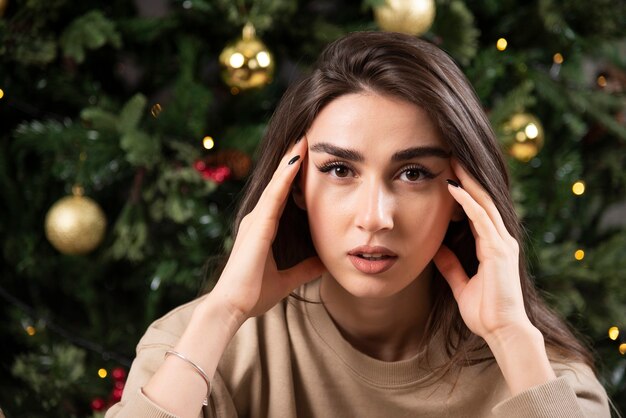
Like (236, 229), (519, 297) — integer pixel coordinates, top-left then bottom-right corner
(391, 146), (451, 161)
(309, 142), (450, 162)
(310, 142), (364, 162)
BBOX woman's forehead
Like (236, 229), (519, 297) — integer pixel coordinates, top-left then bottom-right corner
(306, 93), (446, 152)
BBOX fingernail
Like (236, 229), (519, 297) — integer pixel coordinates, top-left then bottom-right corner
(446, 179), (461, 188)
(288, 155), (301, 165)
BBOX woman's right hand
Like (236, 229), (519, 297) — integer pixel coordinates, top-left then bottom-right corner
(209, 137), (325, 322)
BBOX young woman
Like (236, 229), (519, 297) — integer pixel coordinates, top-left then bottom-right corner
(106, 32), (610, 418)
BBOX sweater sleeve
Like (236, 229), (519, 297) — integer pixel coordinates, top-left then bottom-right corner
(104, 300), (238, 418)
(491, 362), (610, 418)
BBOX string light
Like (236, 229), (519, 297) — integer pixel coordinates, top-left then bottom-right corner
(597, 75), (607, 88)
(0, 88), (4, 99)
(203, 136), (215, 150)
(574, 249), (585, 261)
(230, 86), (240, 95)
(98, 368), (108, 378)
(572, 181), (585, 195)
(620, 344), (626, 355)
(496, 38), (508, 51)
(553, 53), (563, 64)
(25, 325), (36, 336)
(608, 326), (620, 340)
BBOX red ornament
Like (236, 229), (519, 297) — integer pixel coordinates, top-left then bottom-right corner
(91, 397), (106, 411)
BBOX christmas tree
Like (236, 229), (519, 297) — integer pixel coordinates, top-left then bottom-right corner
(1, 0), (624, 416)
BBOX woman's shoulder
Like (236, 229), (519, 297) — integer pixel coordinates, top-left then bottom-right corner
(135, 296), (206, 350)
(136, 291), (295, 352)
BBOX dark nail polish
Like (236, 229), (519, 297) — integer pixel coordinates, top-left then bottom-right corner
(288, 155), (301, 165)
(446, 179), (461, 188)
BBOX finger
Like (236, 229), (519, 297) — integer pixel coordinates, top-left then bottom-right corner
(450, 159), (511, 240)
(232, 138), (306, 255)
(433, 245), (469, 300)
(254, 137), (307, 227)
(447, 181), (503, 250)
(280, 256), (326, 290)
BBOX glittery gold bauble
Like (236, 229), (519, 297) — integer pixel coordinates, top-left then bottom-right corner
(219, 22), (274, 90)
(45, 186), (107, 255)
(500, 112), (545, 162)
(374, 0), (436, 36)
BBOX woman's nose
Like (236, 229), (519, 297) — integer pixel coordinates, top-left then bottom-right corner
(354, 181), (394, 233)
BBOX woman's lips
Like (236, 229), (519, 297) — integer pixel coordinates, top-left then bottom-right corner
(347, 246), (398, 274)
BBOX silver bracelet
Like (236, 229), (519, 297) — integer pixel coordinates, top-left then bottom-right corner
(164, 350), (211, 406)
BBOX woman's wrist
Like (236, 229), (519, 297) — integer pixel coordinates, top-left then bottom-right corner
(195, 293), (248, 337)
(484, 321), (557, 396)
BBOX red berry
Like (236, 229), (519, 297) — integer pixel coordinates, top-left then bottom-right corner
(91, 397), (105, 411)
(112, 387), (124, 401)
(193, 160), (207, 172)
(111, 367), (126, 381)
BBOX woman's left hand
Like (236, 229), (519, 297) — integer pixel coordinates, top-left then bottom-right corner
(433, 159), (531, 340)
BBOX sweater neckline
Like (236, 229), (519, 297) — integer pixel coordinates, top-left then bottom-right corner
(302, 279), (449, 387)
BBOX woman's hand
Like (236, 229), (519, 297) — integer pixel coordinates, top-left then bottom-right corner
(433, 159), (531, 340)
(210, 137), (326, 322)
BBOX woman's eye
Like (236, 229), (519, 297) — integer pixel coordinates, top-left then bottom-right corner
(332, 165), (351, 178)
(318, 162), (354, 178)
(399, 166), (433, 182)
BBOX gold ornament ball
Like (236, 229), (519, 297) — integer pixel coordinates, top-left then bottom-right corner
(501, 112), (545, 162)
(45, 191), (107, 255)
(219, 23), (274, 90)
(374, 0), (436, 36)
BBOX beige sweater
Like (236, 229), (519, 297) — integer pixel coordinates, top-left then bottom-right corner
(106, 280), (610, 418)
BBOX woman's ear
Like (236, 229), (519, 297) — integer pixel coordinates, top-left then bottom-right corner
(292, 182), (307, 210)
(451, 202), (465, 222)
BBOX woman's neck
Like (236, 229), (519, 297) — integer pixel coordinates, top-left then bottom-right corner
(319, 265), (434, 362)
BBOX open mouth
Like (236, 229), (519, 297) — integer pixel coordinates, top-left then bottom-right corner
(354, 254), (393, 261)
(348, 245), (398, 274)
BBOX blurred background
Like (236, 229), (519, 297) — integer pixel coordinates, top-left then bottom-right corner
(1, 0), (625, 416)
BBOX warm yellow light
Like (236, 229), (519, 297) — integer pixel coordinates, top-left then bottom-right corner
(572, 181), (585, 195)
(496, 38), (508, 51)
(203, 136), (215, 150)
(620, 343), (626, 355)
(597, 75), (607, 88)
(574, 249), (585, 261)
(553, 53), (564, 64)
(524, 123), (539, 139)
(609, 326), (620, 340)
(98, 368), (108, 378)
(229, 53), (245, 69)
(0, 89), (4, 99)
(230, 87), (240, 95)
(25, 326), (36, 336)
(256, 51), (271, 68)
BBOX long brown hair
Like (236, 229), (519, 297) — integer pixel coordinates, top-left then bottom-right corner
(227, 31), (594, 373)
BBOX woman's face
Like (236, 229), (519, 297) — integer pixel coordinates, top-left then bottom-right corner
(299, 92), (459, 299)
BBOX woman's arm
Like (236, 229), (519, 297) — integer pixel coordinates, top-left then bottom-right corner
(141, 294), (244, 416)
(483, 322), (556, 396)
(435, 159), (558, 395)
(110, 138), (324, 418)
